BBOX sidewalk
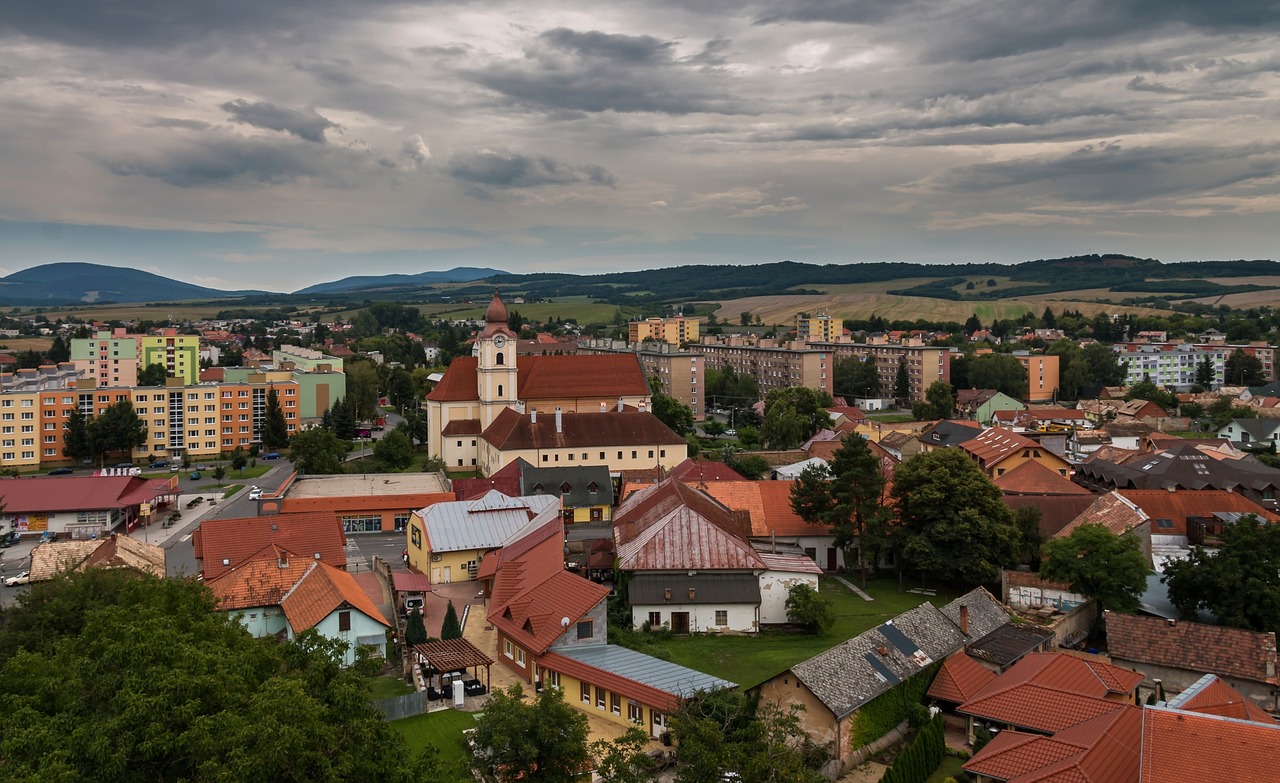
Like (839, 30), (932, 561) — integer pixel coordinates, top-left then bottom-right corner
(128, 492), (226, 548)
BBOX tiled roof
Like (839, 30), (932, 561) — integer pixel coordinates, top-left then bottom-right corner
(481, 408), (684, 451)
(452, 475), (522, 501)
(995, 461), (1091, 496)
(280, 560), (389, 632)
(1104, 611), (1278, 686)
(1116, 489), (1277, 535)
(427, 354), (650, 403)
(928, 651), (997, 704)
(615, 477), (751, 544)
(1076, 442), (1280, 493)
(962, 427), (1044, 471)
(669, 459), (747, 483)
(614, 479), (764, 572)
(958, 652), (1144, 734)
(1054, 491), (1144, 539)
(964, 705), (1141, 783)
(1168, 673), (1277, 724)
(941, 586), (1012, 641)
(195, 512), (346, 581)
(29, 534), (166, 581)
(1004, 495), (1098, 539)
(206, 545), (313, 610)
(0, 475), (174, 514)
(697, 480), (814, 537)
(425, 356), (479, 401)
(920, 420), (984, 448)
(790, 603), (968, 718)
(441, 418), (482, 436)
(1140, 705), (1280, 783)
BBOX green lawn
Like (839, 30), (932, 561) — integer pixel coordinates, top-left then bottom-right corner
(925, 755), (968, 783)
(391, 709), (478, 779)
(647, 577), (961, 687)
(368, 676), (416, 700)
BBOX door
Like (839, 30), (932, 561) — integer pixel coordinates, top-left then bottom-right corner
(671, 612), (690, 635)
(431, 567), (440, 583)
(827, 548), (838, 571)
(443, 566), (452, 583)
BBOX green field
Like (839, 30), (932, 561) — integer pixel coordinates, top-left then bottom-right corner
(391, 709), (478, 779)
(645, 577), (961, 688)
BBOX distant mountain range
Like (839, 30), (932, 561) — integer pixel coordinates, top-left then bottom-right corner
(292, 267), (508, 295)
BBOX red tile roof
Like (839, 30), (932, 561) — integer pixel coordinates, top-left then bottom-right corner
(1054, 491), (1144, 539)
(1003, 495), (1098, 539)
(1116, 489), (1278, 534)
(964, 705), (1140, 783)
(995, 460), (1091, 496)
(959, 652), (1144, 734)
(426, 356), (480, 401)
(1174, 676), (1276, 723)
(280, 560), (389, 632)
(1140, 705), (1280, 783)
(441, 418), (482, 436)
(696, 480), (815, 537)
(194, 512), (346, 580)
(1104, 611), (1279, 686)
(427, 354), (650, 403)
(0, 475), (174, 514)
(928, 651), (998, 704)
(205, 545), (314, 610)
(481, 408), (684, 451)
(669, 459), (747, 483)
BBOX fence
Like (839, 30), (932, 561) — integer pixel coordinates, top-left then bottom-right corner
(373, 690), (427, 721)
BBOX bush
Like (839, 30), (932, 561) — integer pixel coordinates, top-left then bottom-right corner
(785, 583), (834, 634)
(879, 715), (944, 783)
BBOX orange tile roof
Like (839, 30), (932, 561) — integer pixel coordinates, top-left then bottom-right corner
(696, 480), (816, 537)
(964, 705), (1140, 783)
(995, 460), (1091, 496)
(1116, 489), (1278, 533)
(206, 545), (313, 610)
(1172, 675), (1276, 723)
(280, 560), (389, 632)
(928, 651), (998, 704)
(1104, 611), (1278, 686)
(959, 652), (1143, 734)
(427, 354), (650, 403)
(1140, 705), (1280, 783)
(195, 511), (346, 580)
(1054, 491), (1144, 539)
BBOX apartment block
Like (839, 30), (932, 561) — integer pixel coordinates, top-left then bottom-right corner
(139, 330), (200, 385)
(698, 337), (832, 403)
(1195, 342), (1276, 382)
(71, 328), (199, 386)
(628, 316), (699, 346)
(806, 342), (950, 402)
(578, 340), (703, 419)
(1013, 352), (1060, 402)
(0, 390), (42, 470)
(273, 346), (345, 374)
(1115, 343), (1226, 391)
(796, 313), (836, 343)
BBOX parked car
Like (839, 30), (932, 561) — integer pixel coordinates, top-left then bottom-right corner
(113, 462), (134, 469)
(149, 460), (168, 468)
(4, 571), (30, 587)
(47, 467), (74, 476)
(0, 532), (20, 548)
(248, 486), (263, 500)
(725, 429), (738, 437)
(189, 471), (202, 480)
(403, 596), (424, 616)
(39, 530), (59, 544)
(262, 452), (280, 460)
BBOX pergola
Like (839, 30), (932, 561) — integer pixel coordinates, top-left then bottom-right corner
(411, 638), (494, 694)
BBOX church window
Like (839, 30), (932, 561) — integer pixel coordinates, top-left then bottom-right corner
(496, 352), (504, 366)
(497, 384), (503, 396)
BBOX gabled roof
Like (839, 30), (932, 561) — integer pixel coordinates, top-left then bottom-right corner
(995, 460), (1090, 496)
(941, 586), (1012, 642)
(1140, 704), (1280, 783)
(919, 420), (983, 448)
(789, 602), (968, 719)
(614, 479), (763, 572)
(669, 458), (747, 483)
(1054, 491), (1145, 539)
(280, 560), (389, 632)
(928, 651), (997, 704)
(29, 534), (166, 582)
(1219, 418), (1280, 440)
(421, 490), (559, 553)
(1104, 611), (1278, 686)
(0, 475), (174, 514)
(962, 427), (1055, 471)
(195, 512), (346, 581)
(1116, 488), (1277, 535)
(427, 353), (650, 403)
(1003, 494), (1099, 539)
(481, 408), (684, 451)
(542, 644), (734, 714)
(206, 545), (314, 611)
(958, 652), (1144, 734)
(964, 704), (1140, 783)
(697, 480), (814, 537)
(518, 463), (615, 507)
(1075, 442), (1280, 493)
(1167, 673), (1277, 723)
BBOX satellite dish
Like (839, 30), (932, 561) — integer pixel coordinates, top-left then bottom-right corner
(561, 617), (571, 627)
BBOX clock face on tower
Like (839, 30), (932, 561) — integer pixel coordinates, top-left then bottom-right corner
(493, 335), (507, 348)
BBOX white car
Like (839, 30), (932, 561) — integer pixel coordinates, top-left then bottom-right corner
(725, 429), (738, 437)
(248, 486), (263, 500)
(5, 571), (30, 587)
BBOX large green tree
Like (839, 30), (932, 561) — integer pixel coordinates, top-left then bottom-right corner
(91, 399), (148, 464)
(290, 427), (347, 475)
(1163, 515), (1280, 633)
(470, 684), (591, 783)
(1082, 342), (1127, 388)
(1224, 348), (1265, 386)
(790, 435), (890, 586)
(137, 362), (169, 387)
(832, 356), (880, 399)
(670, 689), (826, 783)
(61, 408), (93, 464)
(1041, 524), (1151, 613)
(967, 353), (1029, 399)
(912, 380), (954, 421)
(373, 428), (414, 470)
(784, 583), (834, 634)
(261, 388), (290, 450)
(761, 387), (832, 449)
(891, 448), (1020, 584)
(894, 362), (910, 400)
(0, 570), (440, 782)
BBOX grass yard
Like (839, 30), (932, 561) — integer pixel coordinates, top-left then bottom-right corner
(925, 755), (969, 783)
(651, 577), (962, 687)
(368, 675), (416, 700)
(391, 709), (478, 778)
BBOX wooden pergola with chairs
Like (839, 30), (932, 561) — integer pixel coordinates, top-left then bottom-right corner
(411, 638), (495, 699)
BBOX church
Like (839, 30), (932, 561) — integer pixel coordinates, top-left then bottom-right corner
(426, 291), (684, 475)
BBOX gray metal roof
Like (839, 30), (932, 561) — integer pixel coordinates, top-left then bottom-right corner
(421, 490), (559, 553)
(555, 643), (735, 697)
(628, 572), (761, 605)
(519, 462), (615, 507)
(966, 624), (1054, 667)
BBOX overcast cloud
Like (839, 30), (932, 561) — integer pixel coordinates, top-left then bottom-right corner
(1, 0), (1278, 291)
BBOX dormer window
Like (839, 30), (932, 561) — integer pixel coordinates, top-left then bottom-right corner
(560, 482), (572, 494)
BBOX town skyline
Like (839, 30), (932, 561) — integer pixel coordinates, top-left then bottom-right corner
(2, 1), (1279, 291)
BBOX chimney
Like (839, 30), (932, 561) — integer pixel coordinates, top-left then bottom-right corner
(959, 604), (969, 636)
(600, 401), (606, 412)
(278, 551), (289, 569)
(555, 406), (563, 433)
(531, 409), (537, 424)
(516, 400), (525, 414)
(617, 397), (624, 412)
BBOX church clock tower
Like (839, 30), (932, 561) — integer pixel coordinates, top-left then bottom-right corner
(477, 289), (519, 430)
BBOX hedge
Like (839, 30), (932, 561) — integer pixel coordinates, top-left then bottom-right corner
(850, 662), (941, 748)
(879, 715), (944, 783)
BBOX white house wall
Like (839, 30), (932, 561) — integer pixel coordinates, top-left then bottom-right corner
(230, 605), (288, 638)
(631, 603), (757, 634)
(287, 610), (388, 666)
(759, 571), (820, 625)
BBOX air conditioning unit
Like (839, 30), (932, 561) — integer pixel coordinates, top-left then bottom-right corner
(431, 554), (442, 562)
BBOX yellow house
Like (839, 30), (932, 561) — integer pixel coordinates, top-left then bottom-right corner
(477, 407), (686, 477)
(405, 490), (560, 583)
(959, 426), (1072, 479)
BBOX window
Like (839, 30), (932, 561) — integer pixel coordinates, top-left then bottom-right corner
(545, 670), (560, 689)
(497, 384), (503, 397)
(576, 620), (593, 640)
(648, 450), (654, 458)
(516, 648), (526, 667)
(504, 640), (514, 659)
(715, 610), (728, 626)
(411, 526), (423, 548)
(341, 515), (382, 533)
(596, 686), (605, 709)
(648, 611), (661, 627)
(611, 692), (621, 715)
(338, 611), (351, 632)
(581, 682), (591, 704)
(495, 352), (504, 365)
(628, 701), (643, 723)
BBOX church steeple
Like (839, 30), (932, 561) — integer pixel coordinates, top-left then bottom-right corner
(477, 289), (518, 425)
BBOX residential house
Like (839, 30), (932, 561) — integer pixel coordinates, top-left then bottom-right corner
(927, 651), (997, 709)
(964, 704), (1141, 783)
(992, 407), (1090, 432)
(1216, 418), (1280, 446)
(699, 479), (846, 572)
(1073, 442), (1280, 511)
(1141, 679), (1280, 783)
(756, 603), (967, 772)
(1104, 611), (1279, 712)
(1078, 397), (1167, 424)
(877, 430), (921, 461)
(481, 458), (616, 524)
(406, 490), (559, 583)
(194, 511), (346, 581)
(28, 534), (165, 581)
(939, 587), (1055, 674)
(488, 511), (733, 739)
(960, 427), (1073, 479)
(917, 420), (984, 452)
(957, 389), (1024, 425)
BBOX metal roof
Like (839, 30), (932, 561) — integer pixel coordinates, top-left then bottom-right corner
(554, 643), (735, 698)
(628, 572), (761, 605)
(421, 490), (558, 553)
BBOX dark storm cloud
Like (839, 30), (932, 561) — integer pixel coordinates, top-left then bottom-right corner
(462, 27), (753, 115)
(220, 99), (337, 143)
(102, 138), (324, 187)
(920, 141), (1280, 203)
(444, 150), (616, 189)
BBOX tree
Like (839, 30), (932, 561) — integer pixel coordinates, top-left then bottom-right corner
(1013, 505), (1043, 566)
(1163, 515), (1280, 633)
(373, 429), (414, 471)
(891, 449), (1020, 584)
(727, 453), (770, 480)
(1041, 524), (1151, 613)
(1124, 379), (1174, 413)
(0, 570), (434, 781)
(61, 408), (93, 464)
(740, 311), (752, 326)
(1082, 342), (1127, 388)
(590, 726), (655, 783)
(404, 607), (428, 646)
(761, 387), (832, 449)
(137, 362), (168, 387)
(702, 419), (726, 439)
(670, 689), (826, 783)
(345, 361), (379, 421)
(46, 334), (71, 363)
(261, 388), (290, 450)
(330, 397), (356, 440)
(967, 353), (1029, 399)
(230, 449), (248, 474)
(470, 684), (590, 783)
(964, 313), (982, 334)
(1195, 356), (1216, 388)
(291, 427), (347, 475)
(212, 465), (226, 485)
(440, 600), (462, 641)
(894, 362), (910, 400)
(1224, 348), (1265, 386)
(91, 399), (148, 463)
(784, 583), (834, 634)
(790, 435), (889, 586)
(912, 380), (954, 421)
(832, 356), (880, 399)
(649, 376), (695, 436)
(396, 411), (429, 450)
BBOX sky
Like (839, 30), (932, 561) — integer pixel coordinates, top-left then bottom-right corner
(2, 1), (1279, 293)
